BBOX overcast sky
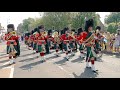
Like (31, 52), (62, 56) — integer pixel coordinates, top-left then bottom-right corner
(0, 12), (110, 30)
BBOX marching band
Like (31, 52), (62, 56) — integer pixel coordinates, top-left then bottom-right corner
(5, 19), (109, 73)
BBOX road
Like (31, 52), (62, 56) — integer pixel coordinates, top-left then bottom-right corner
(0, 41), (120, 78)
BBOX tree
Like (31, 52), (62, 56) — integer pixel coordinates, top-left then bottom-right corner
(17, 23), (23, 34)
(107, 23), (118, 33)
(22, 18), (35, 32)
(41, 12), (72, 30)
(18, 12), (101, 33)
(104, 12), (120, 33)
(105, 12), (120, 27)
(71, 12), (100, 30)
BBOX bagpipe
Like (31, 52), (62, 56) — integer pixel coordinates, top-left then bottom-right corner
(53, 31), (61, 44)
(37, 33), (46, 53)
(7, 31), (17, 55)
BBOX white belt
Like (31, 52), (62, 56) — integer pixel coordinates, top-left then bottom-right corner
(8, 40), (15, 42)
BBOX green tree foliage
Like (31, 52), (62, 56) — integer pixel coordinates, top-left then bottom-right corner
(107, 23), (118, 33)
(105, 12), (120, 33)
(71, 12), (100, 30)
(21, 18), (35, 32)
(17, 12), (101, 33)
(41, 12), (72, 30)
(105, 12), (120, 25)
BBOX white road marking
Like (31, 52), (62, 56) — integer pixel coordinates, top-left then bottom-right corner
(47, 58), (73, 77)
(9, 66), (14, 78)
(57, 65), (73, 76)
(2, 61), (10, 65)
(27, 56), (33, 58)
(1, 59), (14, 78)
(2, 66), (11, 69)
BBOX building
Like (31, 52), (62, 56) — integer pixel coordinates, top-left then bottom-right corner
(0, 23), (6, 41)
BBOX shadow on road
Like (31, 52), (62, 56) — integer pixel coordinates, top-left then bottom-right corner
(20, 49), (29, 52)
(46, 55), (59, 60)
(102, 51), (120, 58)
(115, 54), (120, 58)
(72, 68), (98, 78)
(19, 60), (43, 70)
(71, 57), (85, 63)
(0, 64), (11, 69)
(49, 50), (55, 54)
(20, 53), (34, 57)
(0, 53), (7, 56)
(54, 58), (67, 65)
(0, 59), (9, 63)
(19, 56), (39, 62)
(58, 51), (64, 54)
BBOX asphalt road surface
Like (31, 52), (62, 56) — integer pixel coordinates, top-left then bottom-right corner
(1, 41), (120, 78)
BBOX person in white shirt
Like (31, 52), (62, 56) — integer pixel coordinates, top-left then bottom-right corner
(113, 34), (119, 53)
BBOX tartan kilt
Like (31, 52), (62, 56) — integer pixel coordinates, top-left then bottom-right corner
(63, 43), (70, 51)
(7, 45), (17, 54)
(54, 43), (59, 49)
(31, 42), (33, 48)
(48, 41), (51, 47)
(33, 43), (37, 50)
(25, 40), (28, 45)
(37, 45), (46, 53)
(37, 45), (42, 52)
(86, 47), (94, 59)
(69, 43), (74, 48)
(79, 44), (84, 51)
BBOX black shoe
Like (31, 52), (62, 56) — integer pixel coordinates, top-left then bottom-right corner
(86, 67), (91, 68)
(9, 62), (15, 65)
(33, 52), (36, 54)
(56, 55), (59, 57)
(65, 58), (69, 61)
(72, 54), (75, 56)
(92, 70), (98, 73)
(13, 62), (16, 64)
(41, 60), (46, 63)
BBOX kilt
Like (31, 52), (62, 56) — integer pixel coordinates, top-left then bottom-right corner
(33, 43), (37, 50)
(38, 45), (46, 53)
(45, 41), (49, 54)
(37, 45), (42, 52)
(63, 43), (70, 51)
(54, 43), (59, 49)
(7, 44), (17, 54)
(69, 43), (74, 48)
(79, 44), (84, 51)
(25, 40), (28, 45)
(48, 41), (52, 47)
(86, 47), (94, 60)
(31, 42), (33, 48)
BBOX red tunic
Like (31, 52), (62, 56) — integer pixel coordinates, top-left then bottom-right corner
(5, 34), (17, 46)
(25, 36), (29, 41)
(61, 34), (70, 44)
(46, 35), (54, 42)
(29, 35), (34, 42)
(37, 34), (46, 45)
(77, 32), (88, 44)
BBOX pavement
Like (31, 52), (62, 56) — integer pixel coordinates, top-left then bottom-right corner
(1, 41), (120, 78)
(0, 41), (14, 78)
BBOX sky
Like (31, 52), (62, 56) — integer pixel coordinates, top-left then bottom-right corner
(0, 12), (110, 31)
